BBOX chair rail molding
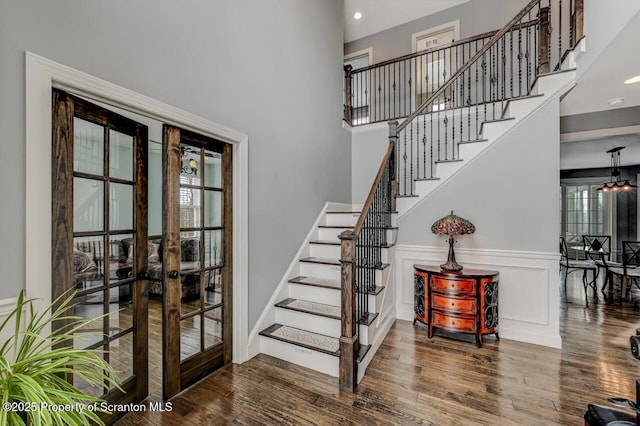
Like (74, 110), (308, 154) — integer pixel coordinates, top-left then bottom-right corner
(25, 52), (250, 363)
(394, 244), (562, 348)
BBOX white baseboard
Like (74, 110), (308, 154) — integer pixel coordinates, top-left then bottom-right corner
(394, 245), (562, 349)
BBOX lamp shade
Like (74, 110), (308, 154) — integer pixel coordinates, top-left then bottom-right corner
(431, 211), (475, 272)
(431, 211), (475, 236)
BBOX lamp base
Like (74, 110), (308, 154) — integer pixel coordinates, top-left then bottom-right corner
(440, 235), (464, 272)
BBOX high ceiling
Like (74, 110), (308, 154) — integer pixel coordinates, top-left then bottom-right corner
(344, 0), (470, 43)
(561, 10), (640, 117)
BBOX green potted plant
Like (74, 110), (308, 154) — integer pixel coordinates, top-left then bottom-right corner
(0, 290), (121, 425)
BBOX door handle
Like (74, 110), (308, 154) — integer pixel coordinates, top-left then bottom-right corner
(168, 270), (179, 279)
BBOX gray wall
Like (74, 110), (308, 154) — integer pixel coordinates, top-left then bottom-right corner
(398, 99), (560, 253)
(345, 0), (528, 64)
(0, 0), (351, 329)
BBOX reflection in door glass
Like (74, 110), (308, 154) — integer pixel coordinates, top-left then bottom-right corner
(73, 177), (104, 232)
(109, 130), (134, 180)
(73, 117), (104, 176)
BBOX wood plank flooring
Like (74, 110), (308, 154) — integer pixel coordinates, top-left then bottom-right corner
(116, 272), (640, 425)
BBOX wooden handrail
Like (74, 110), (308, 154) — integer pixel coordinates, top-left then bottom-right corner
(397, 0), (542, 134)
(350, 20), (538, 75)
(353, 137), (395, 235)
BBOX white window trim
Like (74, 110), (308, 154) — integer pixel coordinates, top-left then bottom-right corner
(25, 52), (250, 363)
(344, 47), (373, 64)
(411, 20), (461, 53)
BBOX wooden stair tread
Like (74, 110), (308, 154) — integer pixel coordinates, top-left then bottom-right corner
(275, 298), (340, 320)
(288, 276), (385, 295)
(300, 257), (340, 266)
(260, 324), (339, 356)
(260, 324), (371, 361)
(318, 225), (398, 230)
(310, 240), (395, 249)
(289, 275), (340, 289)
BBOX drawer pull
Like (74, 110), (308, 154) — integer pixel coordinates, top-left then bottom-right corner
(451, 302), (454, 306)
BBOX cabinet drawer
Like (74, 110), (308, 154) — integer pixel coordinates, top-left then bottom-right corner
(431, 276), (475, 293)
(432, 293), (476, 314)
(431, 312), (476, 333)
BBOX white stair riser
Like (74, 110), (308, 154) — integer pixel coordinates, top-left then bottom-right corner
(310, 244), (390, 263)
(260, 336), (338, 377)
(480, 119), (516, 141)
(325, 213), (360, 227)
(457, 141), (488, 161)
(309, 244), (341, 259)
(275, 308), (340, 338)
(318, 227), (349, 241)
(299, 262), (341, 280)
(503, 97), (543, 121)
(289, 283), (340, 305)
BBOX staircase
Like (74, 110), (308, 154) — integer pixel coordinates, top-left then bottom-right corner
(259, 206), (397, 381)
(256, 0), (584, 391)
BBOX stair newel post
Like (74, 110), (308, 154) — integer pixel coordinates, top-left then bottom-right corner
(574, 0), (584, 43)
(339, 230), (358, 392)
(388, 121), (398, 213)
(344, 65), (354, 125)
(538, 6), (550, 74)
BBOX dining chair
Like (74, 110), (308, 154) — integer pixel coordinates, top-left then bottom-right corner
(582, 235), (613, 293)
(559, 236), (598, 300)
(608, 241), (640, 301)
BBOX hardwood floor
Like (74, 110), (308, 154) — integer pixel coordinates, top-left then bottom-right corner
(116, 272), (640, 425)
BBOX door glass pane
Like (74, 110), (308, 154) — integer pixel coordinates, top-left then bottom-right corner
(180, 316), (201, 361)
(204, 230), (223, 267)
(181, 273), (201, 316)
(148, 141), (163, 236)
(110, 183), (133, 231)
(180, 186), (201, 228)
(72, 300), (105, 349)
(73, 117), (104, 176)
(204, 151), (222, 188)
(74, 348), (105, 398)
(109, 234), (133, 284)
(109, 130), (134, 181)
(181, 147), (201, 186)
(204, 307), (223, 348)
(204, 269), (222, 307)
(74, 177), (104, 232)
(204, 190), (222, 227)
(109, 284), (133, 335)
(73, 236), (104, 292)
(181, 233), (201, 271)
(109, 333), (134, 390)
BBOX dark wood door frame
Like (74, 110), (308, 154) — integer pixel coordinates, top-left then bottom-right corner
(51, 89), (149, 422)
(162, 125), (233, 400)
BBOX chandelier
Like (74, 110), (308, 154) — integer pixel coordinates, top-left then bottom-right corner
(596, 146), (637, 192)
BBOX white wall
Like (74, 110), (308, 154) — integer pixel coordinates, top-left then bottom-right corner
(0, 0), (350, 330)
(393, 99), (562, 347)
(350, 123), (391, 204)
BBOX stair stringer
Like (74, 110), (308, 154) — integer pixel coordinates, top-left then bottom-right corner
(395, 70), (577, 220)
(247, 201), (353, 359)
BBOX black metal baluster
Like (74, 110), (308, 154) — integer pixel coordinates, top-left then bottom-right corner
(423, 115), (427, 179)
(518, 19), (523, 96)
(559, 0), (563, 70)
(526, 14), (531, 93)
(403, 130), (407, 195)
(510, 27), (514, 98)
(430, 105), (434, 178)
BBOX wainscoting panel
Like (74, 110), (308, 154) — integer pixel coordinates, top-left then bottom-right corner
(394, 245), (562, 348)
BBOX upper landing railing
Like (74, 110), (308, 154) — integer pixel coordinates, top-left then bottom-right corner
(343, 0), (583, 127)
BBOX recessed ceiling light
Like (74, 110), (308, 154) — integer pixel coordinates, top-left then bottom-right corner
(608, 98), (624, 107)
(625, 75), (640, 85)
(354, 12), (362, 20)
